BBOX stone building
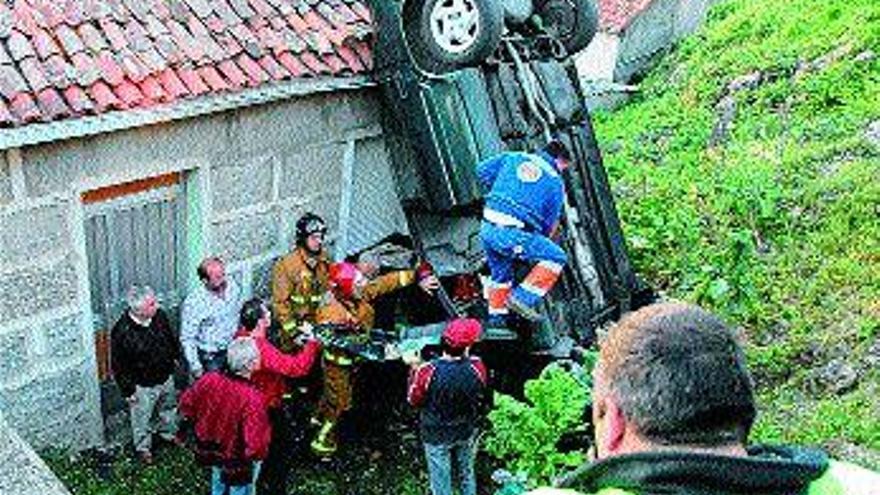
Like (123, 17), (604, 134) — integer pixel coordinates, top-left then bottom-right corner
(576, 0), (720, 108)
(0, 0), (408, 451)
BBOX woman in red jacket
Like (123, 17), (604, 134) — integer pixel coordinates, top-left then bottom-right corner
(235, 298), (321, 494)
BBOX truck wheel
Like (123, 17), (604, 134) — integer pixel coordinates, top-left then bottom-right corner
(534, 0), (599, 54)
(403, 0), (504, 73)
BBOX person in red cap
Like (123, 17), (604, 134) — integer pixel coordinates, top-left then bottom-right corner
(310, 261), (439, 457)
(406, 318), (489, 495)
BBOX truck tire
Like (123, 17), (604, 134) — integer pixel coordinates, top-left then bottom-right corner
(403, 0), (504, 74)
(534, 0), (599, 54)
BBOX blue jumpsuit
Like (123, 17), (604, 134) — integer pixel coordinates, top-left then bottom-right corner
(476, 151), (567, 318)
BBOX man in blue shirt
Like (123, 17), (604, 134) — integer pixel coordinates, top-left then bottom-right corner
(476, 139), (571, 324)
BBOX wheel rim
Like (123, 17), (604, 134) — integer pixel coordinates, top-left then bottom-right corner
(429, 0), (481, 54)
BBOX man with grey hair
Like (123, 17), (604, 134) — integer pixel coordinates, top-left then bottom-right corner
(528, 302), (879, 495)
(180, 337), (270, 495)
(181, 256), (242, 380)
(111, 285), (181, 464)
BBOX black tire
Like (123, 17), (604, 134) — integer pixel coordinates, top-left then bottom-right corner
(403, 0), (504, 74)
(534, 0), (599, 54)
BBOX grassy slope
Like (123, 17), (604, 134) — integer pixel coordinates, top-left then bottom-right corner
(594, 0), (880, 466)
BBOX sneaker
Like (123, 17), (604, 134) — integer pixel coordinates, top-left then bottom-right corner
(508, 295), (542, 322)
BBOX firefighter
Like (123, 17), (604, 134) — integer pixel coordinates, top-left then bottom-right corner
(310, 261), (438, 457)
(271, 212), (331, 351)
(476, 139), (571, 326)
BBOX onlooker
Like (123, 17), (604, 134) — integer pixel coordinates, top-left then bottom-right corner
(179, 337), (270, 495)
(407, 318), (488, 495)
(476, 139), (571, 325)
(529, 302), (880, 495)
(181, 256), (241, 379)
(272, 212), (331, 351)
(110, 285), (180, 464)
(233, 298), (322, 495)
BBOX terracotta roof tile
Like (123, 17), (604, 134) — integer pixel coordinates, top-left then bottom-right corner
(10, 92), (41, 122)
(0, 0), (374, 127)
(350, 1), (371, 23)
(322, 52), (346, 74)
(44, 54), (76, 88)
(117, 50), (150, 82)
(96, 51), (126, 86)
(7, 30), (36, 61)
(257, 54), (288, 80)
(281, 28), (307, 54)
(56, 24), (86, 55)
(138, 75), (167, 102)
(63, 84), (96, 113)
(144, 13), (169, 37)
(35, 87), (71, 120)
(352, 40), (372, 70)
(236, 53), (269, 85)
(276, 51), (308, 77)
(336, 44), (363, 73)
(0, 97), (16, 125)
(124, 18), (151, 52)
(158, 68), (189, 98)
(229, 0), (256, 19)
(185, 0), (214, 19)
(32, 29), (61, 59)
(71, 51), (102, 86)
(114, 78), (144, 107)
(598, 0), (653, 33)
(217, 59), (248, 87)
(63, 1), (87, 26)
(78, 22), (110, 53)
(19, 57), (50, 92)
(215, 31), (244, 57)
(286, 12), (309, 35)
(213, 0), (241, 28)
(250, 0), (276, 18)
(125, 0), (152, 23)
(99, 18), (129, 51)
(89, 80), (122, 111)
(0, 64), (29, 99)
(151, 34), (179, 65)
(0, 5), (12, 38)
(13, 3), (41, 35)
(299, 51), (329, 74)
(176, 67), (210, 95)
(197, 65), (230, 91)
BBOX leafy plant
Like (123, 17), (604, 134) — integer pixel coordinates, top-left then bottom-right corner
(484, 361), (593, 487)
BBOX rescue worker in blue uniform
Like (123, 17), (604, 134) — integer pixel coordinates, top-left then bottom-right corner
(476, 139), (571, 324)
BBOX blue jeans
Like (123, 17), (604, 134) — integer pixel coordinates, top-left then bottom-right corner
(424, 436), (477, 495)
(210, 461), (262, 495)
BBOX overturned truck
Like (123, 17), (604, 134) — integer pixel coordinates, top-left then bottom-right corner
(334, 0), (652, 378)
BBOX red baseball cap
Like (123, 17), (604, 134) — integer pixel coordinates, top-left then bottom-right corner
(442, 318), (482, 349)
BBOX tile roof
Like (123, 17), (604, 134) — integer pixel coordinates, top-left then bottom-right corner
(0, 0), (374, 128)
(598, 0), (654, 34)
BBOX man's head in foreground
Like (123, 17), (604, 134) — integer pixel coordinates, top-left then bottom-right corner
(592, 302), (756, 459)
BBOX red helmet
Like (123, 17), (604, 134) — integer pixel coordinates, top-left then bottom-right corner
(329, 262), (363, 299)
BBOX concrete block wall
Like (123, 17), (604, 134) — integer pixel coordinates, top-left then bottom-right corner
(0, 86), (400, 451)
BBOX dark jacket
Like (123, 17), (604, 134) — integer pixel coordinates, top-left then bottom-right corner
(110, 309), (179, 397)
(408, 356), (488, 445)
(179, 371), (272, 464)
(558, 445), (835, 495)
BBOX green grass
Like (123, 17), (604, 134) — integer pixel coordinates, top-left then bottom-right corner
(594, 0), (880, 467)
